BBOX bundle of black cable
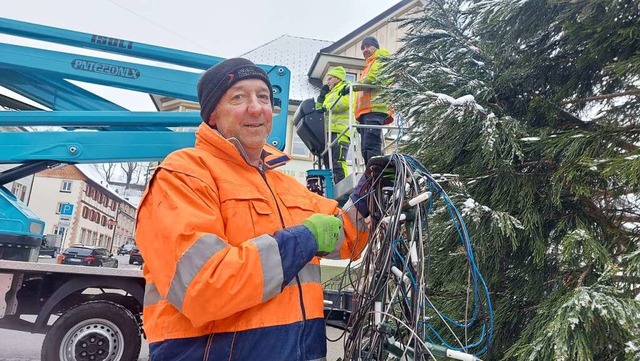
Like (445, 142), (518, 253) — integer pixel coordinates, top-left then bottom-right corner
(339, 154), (494, 361)
(344, 153), (430, 360)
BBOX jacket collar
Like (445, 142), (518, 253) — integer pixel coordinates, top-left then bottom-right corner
(194, 123), (291, 170)
(366, 48), (390, 64)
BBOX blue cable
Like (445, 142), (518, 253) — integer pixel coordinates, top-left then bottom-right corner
(346, 154), (494, 355)
(401, 154), (494, 354)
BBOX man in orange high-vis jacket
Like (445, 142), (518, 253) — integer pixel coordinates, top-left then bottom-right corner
(354, 36), (393, 163)
(135, 58), (373, 361)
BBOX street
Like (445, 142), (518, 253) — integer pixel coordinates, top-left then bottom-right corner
(0, 255), (347, 360)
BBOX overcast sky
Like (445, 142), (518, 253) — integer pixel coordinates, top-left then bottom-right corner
(2, 0), (400, 57)
(1, 0), (400, 110)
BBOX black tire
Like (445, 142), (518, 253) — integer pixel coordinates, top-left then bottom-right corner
(41, 300), (141, 361)
(128, 258), (133, 265)
(112, 260), (119, 268)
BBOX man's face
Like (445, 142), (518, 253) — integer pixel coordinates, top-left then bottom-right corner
(210, 79), (273, 153)
(361, 44), (377, 59)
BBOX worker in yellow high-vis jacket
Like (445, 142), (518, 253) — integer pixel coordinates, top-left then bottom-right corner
(315, 66), (353, 183)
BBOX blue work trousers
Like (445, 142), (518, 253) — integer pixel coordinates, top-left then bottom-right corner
(358, 112), (385, 163)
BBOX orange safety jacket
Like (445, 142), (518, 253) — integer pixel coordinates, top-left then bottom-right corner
(135, 123), (369, 359)
(355, 48), (394, 124)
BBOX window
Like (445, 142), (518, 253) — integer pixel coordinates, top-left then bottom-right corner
(11, 183), (27, 202)
(82, 206), (88, 219)
(54, 225), (67, 237)
(101, 215), (107, 227)
(66, 247), (93, 256)
(55, 202), (63, 214)
(291, 131), (312, 159)
(346, 72), (357, 82)
(60, 180), (73, 192)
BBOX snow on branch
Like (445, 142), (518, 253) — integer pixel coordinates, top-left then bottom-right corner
(424, 91), (485, 112)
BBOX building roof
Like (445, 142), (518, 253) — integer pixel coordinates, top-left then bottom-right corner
(75, 164), (140, 208)
(241, 35), (333, 102)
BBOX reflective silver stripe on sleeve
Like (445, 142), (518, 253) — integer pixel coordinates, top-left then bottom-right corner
(167, 234), (227, 311)
(253, 235), (284, 302)
(286, 263), (321, 286)
(325, 222), (346, 260)
(144, 283), (163, 307)
(343, 198), (368, 231)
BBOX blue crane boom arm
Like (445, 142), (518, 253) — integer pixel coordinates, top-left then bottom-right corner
(0, 111), (199, 128)
(0, 42), (201, 101)
(0, 17), (291, 157)
(0, 17), (224, 70)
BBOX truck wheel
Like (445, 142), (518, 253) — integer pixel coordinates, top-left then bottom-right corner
(41, 300), (141, 361)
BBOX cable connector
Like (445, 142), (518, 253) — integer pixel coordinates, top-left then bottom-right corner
(408, 191), (432, 207)
(380, 213), (406, 224)
(391, 266), (410, 284)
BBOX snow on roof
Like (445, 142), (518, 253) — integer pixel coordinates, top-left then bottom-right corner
(75, 164), (139, 208)
(241, 35), (333, 102)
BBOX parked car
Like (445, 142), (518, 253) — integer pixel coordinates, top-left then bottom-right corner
(59, 246), (119, 268)
(38, 235), (60, 258)
(117, 244), (136, 256)
(129, 246), (143, 265)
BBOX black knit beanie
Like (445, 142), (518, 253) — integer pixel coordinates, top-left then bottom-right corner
(360, 36), (380, 50)
(197, 58), (273, 125)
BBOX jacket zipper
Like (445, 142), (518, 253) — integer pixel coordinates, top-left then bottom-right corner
(258, 168), (308, 356)
(258, 168), (286, 229)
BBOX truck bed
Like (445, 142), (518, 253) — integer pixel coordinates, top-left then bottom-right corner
(0, 260), (143, 278)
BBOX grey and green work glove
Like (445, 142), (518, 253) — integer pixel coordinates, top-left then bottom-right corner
(303, 213), (342, 256)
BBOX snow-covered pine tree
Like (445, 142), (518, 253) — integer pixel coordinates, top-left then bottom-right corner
(384, 0), (640, 359)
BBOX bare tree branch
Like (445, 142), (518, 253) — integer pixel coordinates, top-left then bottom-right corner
(94, 163), (116, 182)
(120, 162), (139, 188)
